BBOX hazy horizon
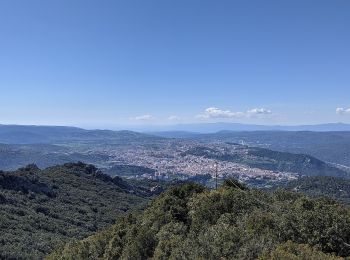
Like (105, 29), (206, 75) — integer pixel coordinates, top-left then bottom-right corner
(2, 121), (350, 133)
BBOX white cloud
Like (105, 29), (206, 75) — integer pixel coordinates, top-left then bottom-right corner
(130, 114), (155, 121)
(336, 107), (350, 115)
(246, 108), (272, 116)
(196, 107), (272, 119)
(168, 115), (181, 121)
(196, 107), (244, 119)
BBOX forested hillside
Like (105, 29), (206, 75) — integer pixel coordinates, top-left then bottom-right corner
(48, 181), (350, 259)
(0, 162), (155, 259)
(283, 176), (350, 205)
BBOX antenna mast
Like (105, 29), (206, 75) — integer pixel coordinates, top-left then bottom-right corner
(215, 161), (218, 190)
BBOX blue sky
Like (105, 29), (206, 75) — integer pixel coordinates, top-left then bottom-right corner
(0, 0), (349, 128)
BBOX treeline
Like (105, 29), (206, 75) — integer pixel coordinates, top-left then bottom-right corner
(48, 181), (350, 259)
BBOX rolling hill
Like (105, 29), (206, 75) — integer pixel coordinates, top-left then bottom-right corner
(0, 162), (157, 259)
(0, 125), (168, 171)
(0, 143), (113, 171)
(182, 145), (350, 179)
(0, 125), (161, 146)
(160, 130), (350, 167)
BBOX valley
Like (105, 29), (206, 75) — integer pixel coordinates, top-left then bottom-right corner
(1, 126), (350, 259)
(0, 125), (349, 189)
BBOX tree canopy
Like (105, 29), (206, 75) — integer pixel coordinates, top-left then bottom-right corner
(48, 182), (350, 259)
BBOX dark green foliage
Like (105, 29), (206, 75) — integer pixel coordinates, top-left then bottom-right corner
(104, 165), (155, 178)
(259, 241), (342, 260)
(283, 176), (350, 205)
(0, 162), (152, 259)
(222, 178), (249, 190)
(49, 183), (350, 259)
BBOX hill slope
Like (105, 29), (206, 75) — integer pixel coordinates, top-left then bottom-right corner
(0, 162), (154, 259)
(182, 130), (350, 167)
(282, 176), (350, 205)
(182, 145), (349, 179)
(0, 125), (162, 146)
(48, 182), (350, 259)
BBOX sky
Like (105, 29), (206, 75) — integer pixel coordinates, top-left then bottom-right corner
(0, 0), (349, 128)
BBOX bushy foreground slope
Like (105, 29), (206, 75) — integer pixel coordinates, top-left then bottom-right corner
(0, 163), (152, 259)
(48, 181), (350, 259)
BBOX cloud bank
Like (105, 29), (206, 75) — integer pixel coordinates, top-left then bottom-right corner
(130, 114), (155, 121)
(336, 107), (350, 115)
(197, 107), (272, 119)
(168, 115), (181, 121)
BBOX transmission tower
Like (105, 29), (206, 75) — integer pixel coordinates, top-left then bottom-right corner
(214, 161), (218, 190)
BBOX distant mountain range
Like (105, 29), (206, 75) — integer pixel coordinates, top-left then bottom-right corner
(3, 123), (350, 143)
(0, 124), (157, 145)
(141, 122), (350, 133)
(2, 124), (350, 170)
(2, 122), (350, 142)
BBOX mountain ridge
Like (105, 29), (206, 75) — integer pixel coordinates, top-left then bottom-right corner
(141, 122), (350, 133)
(0, 125), (158, 144)
(0, 162), (156, 259)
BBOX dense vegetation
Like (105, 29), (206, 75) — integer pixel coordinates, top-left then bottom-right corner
(282, 176), (350, 205)
(0, 162), (156, 259)
(48, 181), (350, 259)
(104, 165), (156, 178)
